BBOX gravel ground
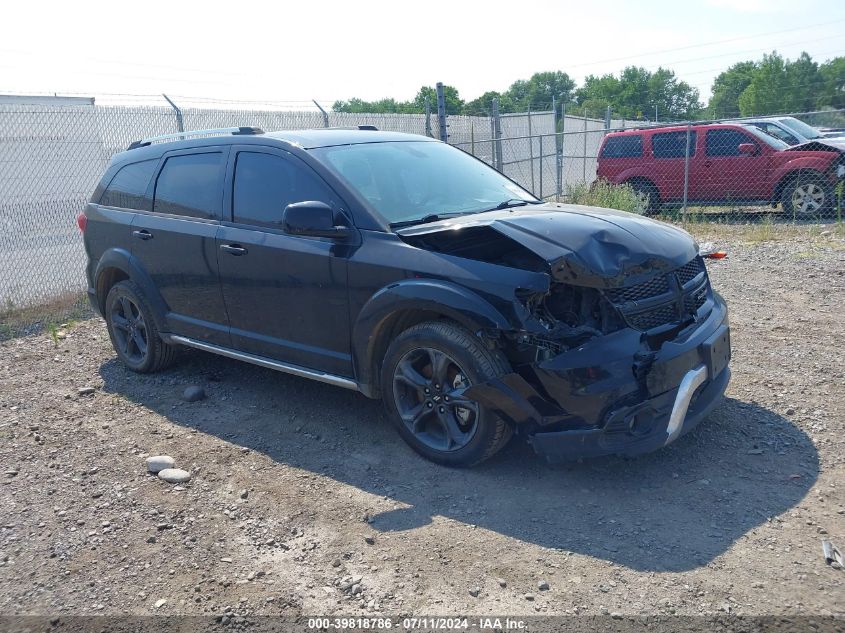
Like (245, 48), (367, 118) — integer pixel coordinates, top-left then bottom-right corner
(1, 226), (843, 619)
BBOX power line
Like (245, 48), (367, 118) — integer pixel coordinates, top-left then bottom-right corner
(563, 17), (845, 70)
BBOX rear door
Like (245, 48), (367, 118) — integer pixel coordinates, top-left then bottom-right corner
(216, 146), (354, 377)
(131, 147), (230, 344)
(696, 128), (770, 202)
(650, 130), (696, 202)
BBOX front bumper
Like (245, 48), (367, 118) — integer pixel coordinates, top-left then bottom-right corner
(527, 364), (729, 462)
(467, 293), (731, 462)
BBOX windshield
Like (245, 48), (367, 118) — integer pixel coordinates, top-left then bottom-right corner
(311, 141), (538, 226)
(778, 117), (822, 140)
(743, 126), (790, 150)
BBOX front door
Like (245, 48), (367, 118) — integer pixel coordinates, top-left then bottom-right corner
(696, 128), (770, 202)
(216, 147), (354, 377)
(131, 147), (229, 345)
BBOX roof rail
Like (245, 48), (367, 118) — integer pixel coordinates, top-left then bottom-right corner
(323, 125), (379, 131)
(127, 126), (264, 150)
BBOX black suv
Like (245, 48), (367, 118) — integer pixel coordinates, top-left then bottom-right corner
(80, 126), (731, 466)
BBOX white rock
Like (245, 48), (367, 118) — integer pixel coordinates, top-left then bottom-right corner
(155, 599), (167, 609)
(145, 455), (175, 474)
(158, 468), (191, 484)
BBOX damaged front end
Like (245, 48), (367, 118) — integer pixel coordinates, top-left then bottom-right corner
(398, 205), (732, 462)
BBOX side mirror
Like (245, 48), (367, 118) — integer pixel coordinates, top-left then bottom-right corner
(738, 143), (757, 155)
(282, 201), (352, 239)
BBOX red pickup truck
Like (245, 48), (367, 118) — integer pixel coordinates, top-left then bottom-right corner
(596, 122), (845, 216)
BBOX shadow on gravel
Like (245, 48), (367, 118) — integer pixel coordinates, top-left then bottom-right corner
(100, 349), (819, 573)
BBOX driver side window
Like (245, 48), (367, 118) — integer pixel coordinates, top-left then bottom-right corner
(232, 152), (337, 229)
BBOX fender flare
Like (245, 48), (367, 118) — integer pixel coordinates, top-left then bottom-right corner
(772, 164), (831, 200)
(352, 279), (515, 396)
(93, 248), (169, 331)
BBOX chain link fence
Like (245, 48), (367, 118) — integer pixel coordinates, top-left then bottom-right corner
(1, 96), (843, 337)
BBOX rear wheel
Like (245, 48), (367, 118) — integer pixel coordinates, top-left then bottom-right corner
(628, 180), (660, 215)
(781, 174), (833, 217)
(105, 280), (176, 373)
(381, 321), (512, 467)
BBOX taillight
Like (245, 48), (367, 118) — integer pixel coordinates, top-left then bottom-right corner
(76, 213), (87, 233)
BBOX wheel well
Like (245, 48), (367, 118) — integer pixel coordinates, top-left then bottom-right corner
(366, 309), (457, 398)
(624, 177), (659, 202)
(95, 267), (129, 312)
(773, 170), (825, 202)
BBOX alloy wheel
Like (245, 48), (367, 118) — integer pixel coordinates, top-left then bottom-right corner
(791, 182), (825, 215)
(110, 296), (149, 364)
(392, 347), (479, 452)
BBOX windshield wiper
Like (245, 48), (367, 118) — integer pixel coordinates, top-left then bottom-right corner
(389, 212), (469, 229)
(486, 198), (540, 212)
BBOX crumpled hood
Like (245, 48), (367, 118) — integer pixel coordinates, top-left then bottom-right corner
(396, 203), (699, 288)
(789, 138), (845, 153)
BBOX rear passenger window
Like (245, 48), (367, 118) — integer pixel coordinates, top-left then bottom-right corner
(600, 135), (643, 158)
(153, 153), (223, 220)
(233, 152), (338, 229)
(652, 131), (696, 158)
(706, 130), (754, 157)
(100, 160), (157, 210)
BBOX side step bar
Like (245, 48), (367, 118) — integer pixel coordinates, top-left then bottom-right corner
(167, 335), (359, 392)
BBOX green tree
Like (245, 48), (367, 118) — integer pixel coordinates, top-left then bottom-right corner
(462, 91), (514, 115)
(818, 56), (845, 109)
(575, 66), (700, 119)
(708, 61), (757, 117)
(503, 71), (575, 111)
(784, 52), (821, 111)
(412, 85), (464, 115)
(737, 52), (791, 115)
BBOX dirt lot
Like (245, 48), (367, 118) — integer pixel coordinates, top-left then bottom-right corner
(1, 225), (843, 620)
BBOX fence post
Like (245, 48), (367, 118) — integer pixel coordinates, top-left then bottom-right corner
(425, 96), (432, 137)
(436, 82), (448, 142)
(604, 105), (611, 130)
(539, 134), (544, 199)
(583, 107), (588, 183)
(492, 98), (503, 172)
(312, 100), (330, 128)
(560, 102), (567, 199)
(553, 95), (561, 200)
(527, 108), (535, 194)
(162, 94), (184, 136)
(682, 123), (692, 222)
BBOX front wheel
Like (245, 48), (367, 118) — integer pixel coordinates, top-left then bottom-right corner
(381, 321), (512, 467)
(781, 174), (833, 217)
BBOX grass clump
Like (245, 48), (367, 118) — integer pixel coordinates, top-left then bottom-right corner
(565, 180), (646, 214)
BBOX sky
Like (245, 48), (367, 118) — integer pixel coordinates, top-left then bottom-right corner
(1, 0), (844, 110)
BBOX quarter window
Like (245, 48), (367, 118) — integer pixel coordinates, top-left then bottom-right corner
(100, 160), (158, 210)
(153, 152), (223, 220)
(600, 135), (643, 158)
(651, 131), (696, 158)
(232, 152), (337, 228)
(706, 130), (755, 157)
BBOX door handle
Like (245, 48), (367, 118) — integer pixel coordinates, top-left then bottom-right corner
(220, 244), (247, 256)
(132, 230), (153, 241)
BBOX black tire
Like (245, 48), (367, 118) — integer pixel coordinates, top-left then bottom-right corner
(628, 180), (660, 216)
(104, 280), (176, 373)
(381, 320), (513, 467)
(780, 173), (834, 217)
